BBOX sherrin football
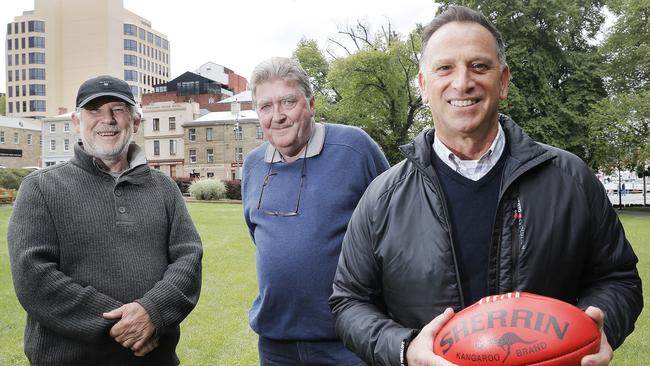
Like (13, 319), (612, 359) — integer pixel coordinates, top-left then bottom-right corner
(433, 292), (600, 365)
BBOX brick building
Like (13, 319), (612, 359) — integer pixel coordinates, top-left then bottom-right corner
(0, 116), (41, 168)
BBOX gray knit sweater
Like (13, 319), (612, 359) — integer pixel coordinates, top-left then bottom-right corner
(8, 143), (203, 366)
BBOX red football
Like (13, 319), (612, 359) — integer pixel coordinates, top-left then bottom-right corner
(433, 292), (600, 365)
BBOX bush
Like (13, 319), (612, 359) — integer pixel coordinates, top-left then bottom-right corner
(0, 168), (33, 189)
(188, 179), (226, 200)
(173, 176), (194, 194)
(223, 179), (242, 200)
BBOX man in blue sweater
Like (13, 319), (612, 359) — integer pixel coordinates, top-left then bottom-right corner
(242, 57), (389, 365)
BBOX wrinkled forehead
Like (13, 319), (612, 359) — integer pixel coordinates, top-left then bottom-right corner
(255, 79), (305, 102)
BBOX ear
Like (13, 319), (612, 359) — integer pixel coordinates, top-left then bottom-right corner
(71, 111), (82, 133)
(499, 64), (510, 100)
(308, 95), (315, 114)
(132, 111), (142, 133)
(418, 72), (429, 105)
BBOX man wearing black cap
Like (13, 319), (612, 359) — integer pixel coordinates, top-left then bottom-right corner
(8, 75), (203, 365)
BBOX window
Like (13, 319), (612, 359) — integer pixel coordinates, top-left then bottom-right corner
(8, 87), (12, 97)
(28, 36), (45, 48)
(7, 70), (12, 82)
(0, 132), (4, 143)
(21, 22), (25, 33)
(14, 23), (18, 34)
(22, 69), (26, 81)
(45, 161), (56, 167)
(7, 39), (11, 51)
(50, 139), (56, 151)
(130, 85), (138, 98)
(206, 127), (213, 141)
(153, 118), (159, 131)
(207, 148), (214, 163)
(28, 21), (45, 32)
(207, 172), (214, 178)
(27, 134), (32, 145)
(162, 38), (169, 50)
(124, 39), (137, 51)
(30, 100), (46, 112)
(234, 125), (243, 140)
(123, 24), (137, 36)
(189, 149), (196, 163)
(256, 125), (264, 139)
(155, 35), (162, 47)
(153, 140), (160, 156)
(235, 147), (243, 162)
(21, 53), (26, 65)
(64, 139), (70, 152)
(147, 31), (154, 43)
(64, 122), (70, 132)
(7, 23), (11, 35)
(124, 54), (137, 66)
(169, 117), (176, 130)
(14, 132), (19, 144)
(50, 123), (56, 132)
(29, 68), (45, 80)
(22, 37), (26, 49)
(29, 84), (46, 96)
(169, 140), (177, 155)
(29, 52), (45, 64)
(15, 70), (19, 81)
(138, 27), (146, 40)
(7, 103), (12, 113)
(7, 55), (11, 66)
(188, 128), (196, 142)
(177, 81), (200, 96)
(124, 70), (138, 81)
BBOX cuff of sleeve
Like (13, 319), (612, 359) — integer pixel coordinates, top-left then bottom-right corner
(135, 297), (164, 334)
(400, 329), (420, 366)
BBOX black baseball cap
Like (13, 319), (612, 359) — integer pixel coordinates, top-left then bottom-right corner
(76, 75), (136, 108)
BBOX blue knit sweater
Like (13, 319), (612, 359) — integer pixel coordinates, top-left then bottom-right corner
(243, 123), (389, 340)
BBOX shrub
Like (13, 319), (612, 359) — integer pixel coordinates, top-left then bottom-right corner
(0, 168), (34, 189)
(188, 179), (226, 201)
(173, 176), (194, 194)
(223, 179), (242, 200)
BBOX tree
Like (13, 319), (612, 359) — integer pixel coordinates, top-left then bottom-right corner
(294, 23), (430, 164)
(436, 0), (609, 162)
(0, 95), (6, 116)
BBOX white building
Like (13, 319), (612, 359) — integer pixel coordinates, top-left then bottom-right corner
(141, 101), (200, 177)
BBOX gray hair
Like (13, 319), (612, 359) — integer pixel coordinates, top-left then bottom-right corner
(420, 6), (507, 68)
(249, 57), (313, 104)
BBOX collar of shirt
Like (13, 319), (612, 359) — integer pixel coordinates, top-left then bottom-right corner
(264, 122), (325, 163)
(432, 123), (505, 181)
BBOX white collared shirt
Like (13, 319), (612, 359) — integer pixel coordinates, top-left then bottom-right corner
(264, 123), (325, 163)
(432, 123), (505, 181)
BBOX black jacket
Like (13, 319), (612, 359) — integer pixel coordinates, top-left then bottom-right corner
(329, 115), (642, 366)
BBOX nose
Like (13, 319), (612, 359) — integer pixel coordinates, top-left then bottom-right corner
(271, 103), (286, 124)
(98, 107), (118, 124)
(451, 66), (475, 93)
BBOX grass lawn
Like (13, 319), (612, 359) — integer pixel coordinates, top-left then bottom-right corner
(0, 203), (648, 365)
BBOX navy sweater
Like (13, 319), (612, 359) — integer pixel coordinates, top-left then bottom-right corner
(432, 149), (507, 305)
(242, 123), (389, 340)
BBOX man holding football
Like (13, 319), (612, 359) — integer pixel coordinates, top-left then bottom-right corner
(330, 5), (642, 366)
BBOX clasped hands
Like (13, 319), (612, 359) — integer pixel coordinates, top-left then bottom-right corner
(103, 302), (158, 357)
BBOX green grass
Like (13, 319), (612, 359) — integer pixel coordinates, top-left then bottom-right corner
(0, 203), (648, 365)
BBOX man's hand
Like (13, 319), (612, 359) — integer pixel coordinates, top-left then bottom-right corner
(134, 336), (159, 357)
(406, 308), (457, 366)
(581, 306), (613, 366)
(103, 302), (156, 354)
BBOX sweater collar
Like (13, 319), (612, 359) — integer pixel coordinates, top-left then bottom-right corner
(71, 142), (150, 184)
(264, 122), (326, 163)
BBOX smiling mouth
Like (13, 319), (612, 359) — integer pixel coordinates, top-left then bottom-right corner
(97, 131), (119, 137)
(449, 99), (478, 107)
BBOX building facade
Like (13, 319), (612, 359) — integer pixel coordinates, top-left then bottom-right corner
(5, 0), (170, 119)
(141, 101), (199, 177)
(41, 112), (75, 167)
(142, 71), (238, 111)
(194, 61), (248, 94)
(0, 116), (42, 168)
(183, 109), (264, 180)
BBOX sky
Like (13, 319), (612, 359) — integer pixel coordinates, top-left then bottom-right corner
(1, 0), (437, 93)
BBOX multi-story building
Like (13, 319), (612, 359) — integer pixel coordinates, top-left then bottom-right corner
(141, 101), (200, 177)
(194, 61), (248, 94)
(183, 109), (264, 180)
(5, 0), (170, 119)
(41, 112), (74, 167)
(0, 116), (42, 168)
(142, 71), (237, 111)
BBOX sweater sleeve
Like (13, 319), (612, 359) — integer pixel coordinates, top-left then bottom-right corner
(136, 180), (203, 331)
(576, 174), (643, 349)
(8, 174), (124, 344)
(330, 192), (414, 366)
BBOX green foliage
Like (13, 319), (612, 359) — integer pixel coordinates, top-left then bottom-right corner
(188, 179), (226, 200)
(0, 168), (34, 189)
(601, 0), (650, 94)
(294, 25), (430, 164)
(0, 95), (6, 116)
